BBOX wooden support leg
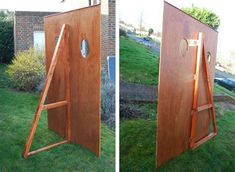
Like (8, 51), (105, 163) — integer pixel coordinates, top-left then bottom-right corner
(23, 107), (43, 158)
(202, 44), (217, 135)
(189, 32), (217, 149)
(64, 40), (71, 141)
(189, 32), (203, 148)
(23, 24), (70, 158)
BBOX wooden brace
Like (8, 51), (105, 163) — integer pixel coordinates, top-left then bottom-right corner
(189, 32), (217, 149)
(22, 24), (71, 158)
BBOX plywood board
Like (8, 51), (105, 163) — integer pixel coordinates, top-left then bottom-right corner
(44, 5), (101, 156)
(157, 1), (218, 167)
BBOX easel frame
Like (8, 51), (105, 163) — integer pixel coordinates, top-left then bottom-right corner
(157, 1), (218, 167)
(23, 24), (71, 158)
(189, 32), (217, 149)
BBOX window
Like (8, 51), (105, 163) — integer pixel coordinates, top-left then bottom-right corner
(34, 31), (45, 52)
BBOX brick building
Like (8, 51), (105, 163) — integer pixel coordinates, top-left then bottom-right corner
(14, 11), (56, 53)
(14, 0), (116, 64)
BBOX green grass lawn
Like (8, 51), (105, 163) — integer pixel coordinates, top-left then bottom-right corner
(214, 83), (235, 98)
(121, 109), (235, 172)
(120, 37), (235, 99)
(0, 64), (115, 171)
(120, 36), (159, 85)
(137, 103), (156, 120)
(120, 36), (235, 171)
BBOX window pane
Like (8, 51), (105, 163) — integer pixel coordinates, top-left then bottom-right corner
(34, 31), (45, 52)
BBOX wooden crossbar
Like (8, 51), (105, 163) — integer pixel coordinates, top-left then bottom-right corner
(22, 24), (71, 158)
(42, 100), (68, 110)
(197, 104), (213, 112)
(189, 32), (217, 149)
(27, 140), (68, 157)
(191, 133), (216, 150)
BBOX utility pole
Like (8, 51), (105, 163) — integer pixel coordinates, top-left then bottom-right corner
(139, 11), (144, 32)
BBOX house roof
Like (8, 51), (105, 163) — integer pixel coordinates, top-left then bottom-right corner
(14, 11), (59, 16)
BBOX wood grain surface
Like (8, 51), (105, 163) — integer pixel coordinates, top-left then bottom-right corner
(157, 1), (218, 167)
(44, 5), (101, 156)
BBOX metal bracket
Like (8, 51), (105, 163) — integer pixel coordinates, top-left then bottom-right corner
(187, 39), (200, 47)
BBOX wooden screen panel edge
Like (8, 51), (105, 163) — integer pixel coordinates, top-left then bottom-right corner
(44, 5), (101, 156)
(156, 1), (218, 167)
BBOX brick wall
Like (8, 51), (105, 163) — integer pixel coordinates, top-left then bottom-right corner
(101, 0), (109, 64)
(14, 1), (116, 64)
(108, 0), (115, 57)
(101, 0), (116, 65)
(14, 11), (57, 53)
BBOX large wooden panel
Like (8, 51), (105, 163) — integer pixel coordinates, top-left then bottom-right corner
(44, 5), (101, 156)
(157, 2), (218, 167)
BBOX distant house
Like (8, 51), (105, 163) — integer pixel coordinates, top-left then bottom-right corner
(135, 29), (148, 36)
(13, 0), (115, 64)
(119, 22), (135, 33)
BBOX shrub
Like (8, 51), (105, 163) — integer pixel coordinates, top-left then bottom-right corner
(148, 28), (154, 36)
(120, 101), (143, 120)
(6, 48), (45, 91)
(120, 29), (127, 37)
(182, 7), (220, 30)
(0, 11), (14, 63)
(101, 67), (115, 130)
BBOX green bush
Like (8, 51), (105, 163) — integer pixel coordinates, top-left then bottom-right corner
(182, 7), (220, 30)
(6, 48), (45, 91)
(148, 28), (154, 36)
(0, 11), (14, 63)
(120, 29), (127, 37)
